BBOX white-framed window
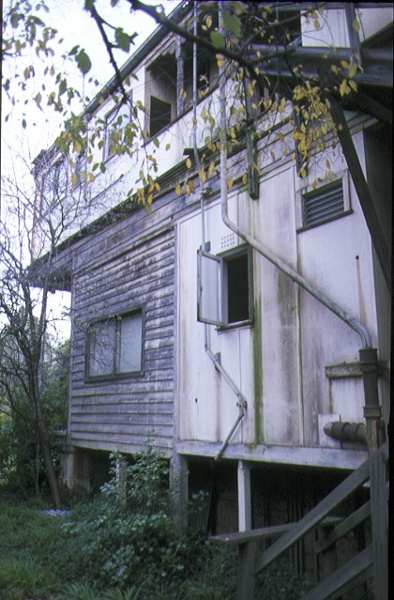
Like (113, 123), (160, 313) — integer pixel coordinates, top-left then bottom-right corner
(86, 309), (143, 380)
(297, 172), (351, 231)
(104, 96), (132, 161)
(197, 245), (253, 328)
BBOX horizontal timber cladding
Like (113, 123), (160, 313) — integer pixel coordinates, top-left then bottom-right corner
(69, 224), (176, 454)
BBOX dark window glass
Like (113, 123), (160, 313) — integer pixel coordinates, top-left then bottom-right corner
(87, 310), (143, 379)
(150, 96), (172, 136)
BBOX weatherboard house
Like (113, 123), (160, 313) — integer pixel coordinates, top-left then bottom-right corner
(33, 2), (391, 597)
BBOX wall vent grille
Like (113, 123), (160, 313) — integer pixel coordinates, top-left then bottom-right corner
(303, 180), (344, 227)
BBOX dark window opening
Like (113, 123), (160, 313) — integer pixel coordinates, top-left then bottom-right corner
(150, 96), (172, 137)
(225, 252), (250, 324)
(197, 245), (253, 327)
(146, 53), (176, 137)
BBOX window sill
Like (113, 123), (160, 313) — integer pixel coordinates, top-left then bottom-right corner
(85, 370), (144, 383)
(217, 319), (253, 332)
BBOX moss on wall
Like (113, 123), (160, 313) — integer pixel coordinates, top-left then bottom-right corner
(253, 297), (263, 443)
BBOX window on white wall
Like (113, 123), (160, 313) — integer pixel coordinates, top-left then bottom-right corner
(87, 309), (143, 379)
(197, 245), (253, 327)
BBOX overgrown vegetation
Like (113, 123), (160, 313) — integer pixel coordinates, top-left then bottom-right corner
(0, 444), (310, 600)
(0, 338), (69, 497)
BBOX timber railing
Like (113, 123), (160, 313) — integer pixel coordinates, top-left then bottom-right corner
(210, 442), (388, 600)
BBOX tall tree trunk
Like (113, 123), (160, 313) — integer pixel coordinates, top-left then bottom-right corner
(31, 368), (62, 508)
(35, 408), (62, 508)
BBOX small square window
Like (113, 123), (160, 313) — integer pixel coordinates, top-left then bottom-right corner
(197, 245), (253, 327)
(87, 309), (143, 380)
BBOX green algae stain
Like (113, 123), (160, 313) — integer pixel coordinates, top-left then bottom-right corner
(253, 297), (263, 444)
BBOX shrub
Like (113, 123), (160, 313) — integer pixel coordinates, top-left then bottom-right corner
(61, 444), (205, 591)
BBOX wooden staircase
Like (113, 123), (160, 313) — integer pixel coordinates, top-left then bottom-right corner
(211, 442), (388, 599)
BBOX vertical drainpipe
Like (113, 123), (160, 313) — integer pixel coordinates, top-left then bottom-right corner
(217, 9), (384, 455)
(359, 348), (384, 453)
(191, 2), (246, 461)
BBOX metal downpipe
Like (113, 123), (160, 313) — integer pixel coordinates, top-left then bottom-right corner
(192, 2), (247, 461)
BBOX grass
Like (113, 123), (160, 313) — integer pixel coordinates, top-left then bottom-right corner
(0, 492), (310, 600)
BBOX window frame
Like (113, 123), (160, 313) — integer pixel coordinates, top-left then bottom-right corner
(85, 308), (144, 382)
(197, 244), (253, 329)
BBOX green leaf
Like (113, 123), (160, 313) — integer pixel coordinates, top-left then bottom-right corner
(210, 31), (225, 50)
(115, 28), (131, 53)
(76, 49), (91, 74)
(222, 10), (241, 37)
(59, 78), (67, 95)
(229, 2), (246, 16)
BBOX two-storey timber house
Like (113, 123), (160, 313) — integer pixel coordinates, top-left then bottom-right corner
(32, 2), (391, 596)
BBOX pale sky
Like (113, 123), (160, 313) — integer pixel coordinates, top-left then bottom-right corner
(2, 0), (181, 172)
(1, 0), (181, 341)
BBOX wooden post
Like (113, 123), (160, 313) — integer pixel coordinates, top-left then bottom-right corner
(369, 446), (388, 599)
(237, 542), (256, 600)
(171, 452), (189, 528)
(175, 35), (185, 116)
(238, 460), (252, 531)
(359, 347), (385, 454)
(237, 461), (255, 600)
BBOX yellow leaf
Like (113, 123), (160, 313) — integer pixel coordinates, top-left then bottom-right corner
(314, 19), (320, 30)
(71, 172), (79, 186)
(227, 177), (234, 190)
(326, 159), (330, 169)
(199, 169), (207, 183)
(208, 161), (215, 176)
(349, 63), (357, 79)
(349, 80), (357, 92)
(175, 184), (182, 195)
(216, 54), (226, 68)
(242, 172), (248, 185)
(340, 60), (350, 69)
(186, 157), (192, 169)
(352, 18), (360, 32)
(339, 78), (350, 97)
